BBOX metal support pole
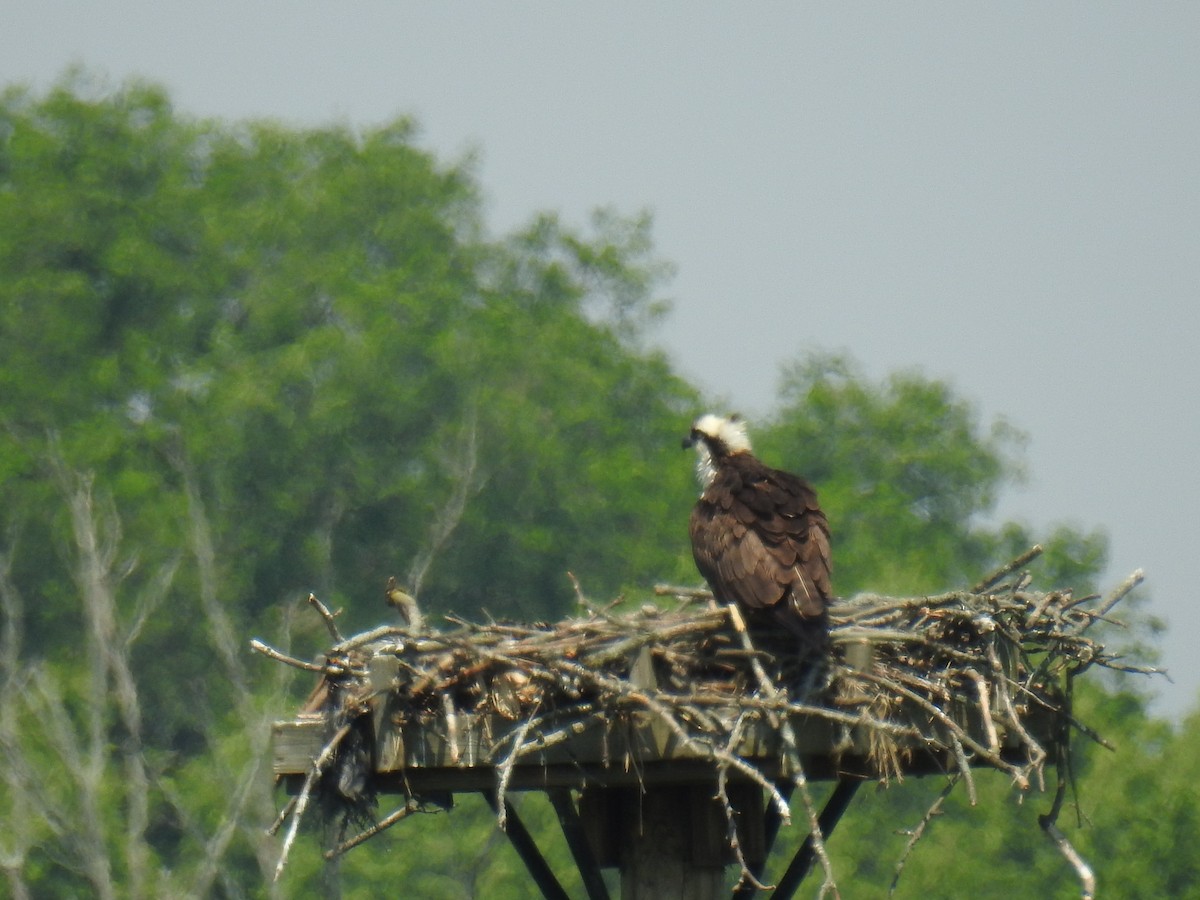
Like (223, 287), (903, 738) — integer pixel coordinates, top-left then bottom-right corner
(483, 791), (570, 900)
(769, 778), (862, 900)
(548, 788), (611, 900)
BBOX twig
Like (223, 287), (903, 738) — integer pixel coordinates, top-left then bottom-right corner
(406, 408), (483, 600)
(1024, 590), (1057, 629)
(324, 803), (422, 859)
(273, 722), (352, 881)
(495, 704), (540, 831)
(854, 669), (1030, 788)
(1080, 569), (1144, 633)
(961, 669), (999, 753)
(249, 639), (355, 676)
(307, 593), (344, 643)
(889, 775), (958, 896)
(723, 605), (839, 897)
(718, 712), (772, 893)
(1040, 818), (1095, 900)
(556, 656), (794, 820)
(266, 796), (297, 837)
(986, 643), (1047, 783)
(971, 545), (1043, 593)
(653, 583), (714, 599)
(949, 733), (977, 806)
(331, 625), (414, 653)
(488, 703), (597, 755)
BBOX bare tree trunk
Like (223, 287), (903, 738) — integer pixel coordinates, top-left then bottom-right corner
(0, 541), (34, 900)
(176, 454), (251, 707)
(48, 459), (131, 900)
(3, 441), (303, 897)
(407, 409), (485, 600)
(174, 448), (291, 899)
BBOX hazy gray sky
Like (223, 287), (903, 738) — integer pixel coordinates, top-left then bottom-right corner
(4, 3), (1197, 715)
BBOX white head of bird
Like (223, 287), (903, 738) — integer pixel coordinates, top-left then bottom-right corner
(684, 413), (752, 488)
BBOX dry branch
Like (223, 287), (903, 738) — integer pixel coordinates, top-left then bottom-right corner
(324, 803), (424, 859)
(307, 593), (344, 643)
(273, 722), (353, 881)
(889, 774), (958, 897)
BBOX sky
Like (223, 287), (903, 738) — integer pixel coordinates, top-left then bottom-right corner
(4, 3), (1197, 717)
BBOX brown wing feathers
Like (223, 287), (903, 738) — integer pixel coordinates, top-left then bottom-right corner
(690, 453), (831, 621)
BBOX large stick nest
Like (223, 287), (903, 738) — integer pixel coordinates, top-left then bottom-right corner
(263, 548), (1152, 889)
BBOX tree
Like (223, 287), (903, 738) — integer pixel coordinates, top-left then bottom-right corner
(0, 73), (696, 895)
(750, 353), (1178, 897)
(758, 351), (1107, 595)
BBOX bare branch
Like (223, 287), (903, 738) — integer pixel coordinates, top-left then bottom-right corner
(1081, 568), (1145, 634)
(124, 553), (182, 649)
(324, 803), (423, 859)
(407, 408), (486, 600)
(250, 639), (358, 676)
(273, 723), (353, 881)
(1040, 819), (1096, 899)
(48, 450), (149, 899)
(308, 593), (345, 643)
(0, 537), (36, 895)
(889, 776), (959, 896)
(28, 667), (115, 900)
(174, 451), (251, 703)
(971, 544), (1043, 593)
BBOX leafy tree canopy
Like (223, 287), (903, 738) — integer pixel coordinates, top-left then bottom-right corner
(758, 351), (1108, 595)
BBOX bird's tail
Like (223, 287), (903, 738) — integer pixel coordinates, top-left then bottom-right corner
(770, 605), (832, 701)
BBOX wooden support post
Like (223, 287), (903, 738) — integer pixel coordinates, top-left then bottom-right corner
(482, 791), (570, 900)
(619, 786), (727, 900)
(769, 777), (862, 900)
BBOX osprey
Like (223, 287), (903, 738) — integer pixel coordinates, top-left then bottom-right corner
(684, 414), (832, 648)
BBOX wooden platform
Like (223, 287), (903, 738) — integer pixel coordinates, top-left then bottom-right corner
(272, 685), (1052, 900)
(273, 703), (1046, 792)
(263, 560), (1129, 897)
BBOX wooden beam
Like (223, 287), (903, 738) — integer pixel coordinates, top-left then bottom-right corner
(273, 711), (856, 776)
(273, 698), (1050, 786)
(277, 748), (1028, 798)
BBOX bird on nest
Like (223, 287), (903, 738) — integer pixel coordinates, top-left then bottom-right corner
(683, 413), (832, 662)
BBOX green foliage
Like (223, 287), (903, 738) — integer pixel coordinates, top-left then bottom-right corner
(758, 352), (1024, 594)
(0, 72), (1190, 898)
(0, 72), (697, 895)
(795, 680), (1200, 898)
(758, 352), (1107, 596)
